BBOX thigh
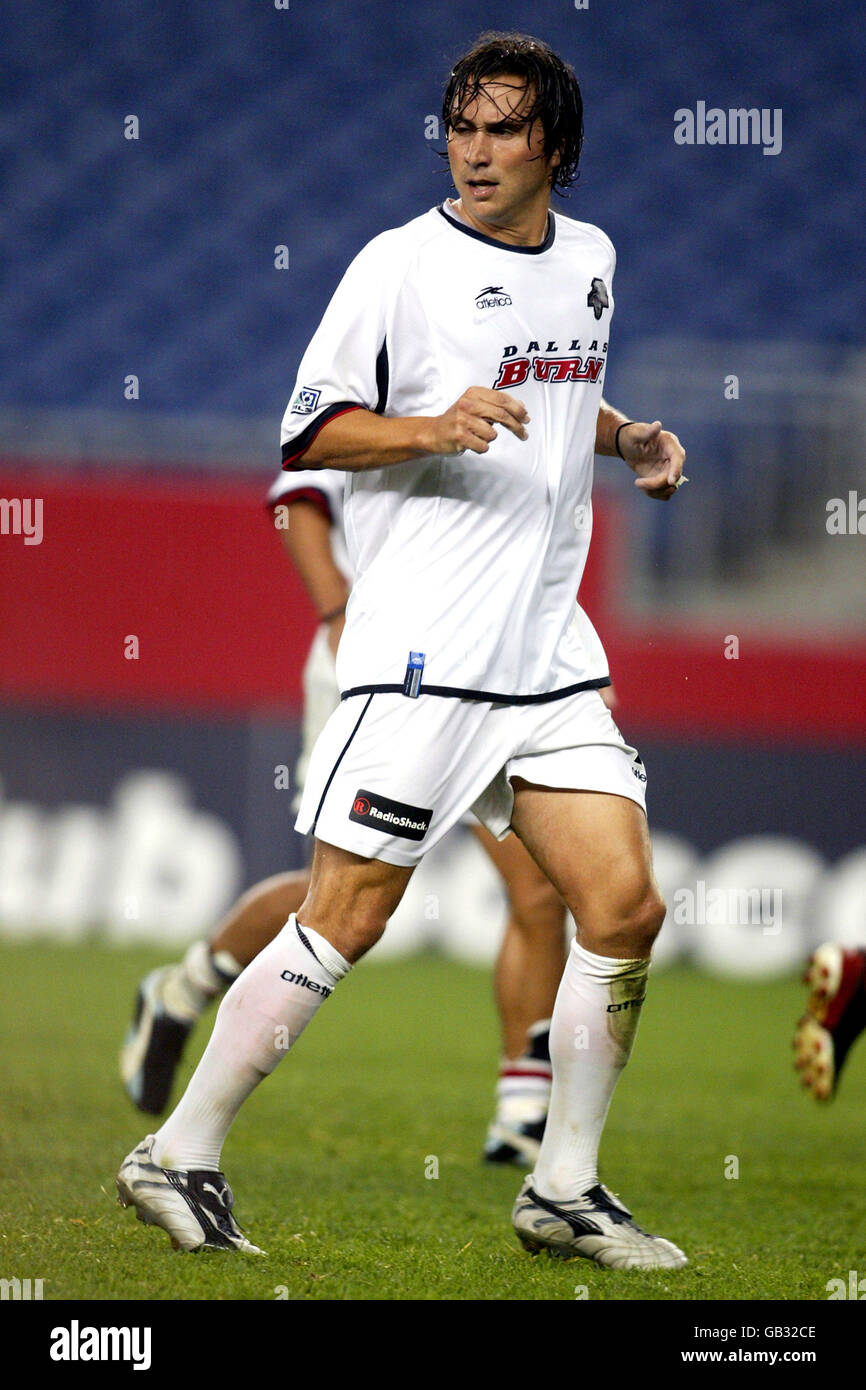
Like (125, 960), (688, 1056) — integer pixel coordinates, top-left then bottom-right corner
(470, 822), (564, 913)
(300, 836), (414, 961)
(509, 781), (657, 928)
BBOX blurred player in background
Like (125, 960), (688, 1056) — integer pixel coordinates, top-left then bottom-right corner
(121, 465), (571, 1166)
(794, 943), (866, 1099)
(118, 30), (688, 1269)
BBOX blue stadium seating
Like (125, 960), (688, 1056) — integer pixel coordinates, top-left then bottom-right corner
(1, 0), (862, 424)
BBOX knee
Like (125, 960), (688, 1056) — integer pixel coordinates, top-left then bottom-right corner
(298, 898), (388, 964)
(599, 882), (666, 958)
(621, 884), (666, 956)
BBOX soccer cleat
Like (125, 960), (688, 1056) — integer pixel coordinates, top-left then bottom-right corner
(793, 942), (866, 1101)
(116, 1136), (263, 1254)
(120, 967), (197, 1114)
(512, 1177), (688, 1269)
(483, 1116), (546, 1166)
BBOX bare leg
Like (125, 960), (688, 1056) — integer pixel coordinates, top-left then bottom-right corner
(509, 781), (665, 1199)
(297, 837), (414, 962)
(210, 870), (311, 966)
(471, 823), (566, 1057)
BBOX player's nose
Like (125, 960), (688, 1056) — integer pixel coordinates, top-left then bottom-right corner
(465, 132), (492, 165)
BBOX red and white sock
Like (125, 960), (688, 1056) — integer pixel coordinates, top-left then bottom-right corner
(153, 914), (349, 1172)
(495, 1020), (552, 1128)
(532, 937), (650, 1201)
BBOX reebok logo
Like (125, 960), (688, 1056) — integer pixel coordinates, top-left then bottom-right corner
(349, 788), (432, 841)
(280, 969), (332, 998)
(475, 284), (512, 309)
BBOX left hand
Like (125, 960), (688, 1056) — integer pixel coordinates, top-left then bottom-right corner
(619, 420), (687, 501)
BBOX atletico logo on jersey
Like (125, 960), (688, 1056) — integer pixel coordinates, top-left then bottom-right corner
(475, 284), (512, 309)
(587, 278), (609, 320)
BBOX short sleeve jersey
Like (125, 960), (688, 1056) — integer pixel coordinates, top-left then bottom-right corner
(280, 201), (615, 702)
(266, 467), (353, 585)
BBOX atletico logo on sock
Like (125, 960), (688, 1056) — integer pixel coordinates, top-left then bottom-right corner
(280, 969), (332, 998)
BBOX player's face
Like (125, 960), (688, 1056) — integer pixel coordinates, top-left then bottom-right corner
(446, 77), (560, 242)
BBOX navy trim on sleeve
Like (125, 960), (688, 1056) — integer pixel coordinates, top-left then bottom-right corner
(281, 403), (363, 470)
(265, 486), (333, 523)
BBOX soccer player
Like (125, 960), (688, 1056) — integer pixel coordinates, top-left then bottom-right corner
(121, 463), (569, 1165)
(793, 943), (866, 1100)
(117, 30), (689, 1269)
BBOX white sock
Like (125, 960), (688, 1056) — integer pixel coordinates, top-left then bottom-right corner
(532, 938), (650, 1202)
(163, 939), (244, 1019)
(153, 915), (349, 1171)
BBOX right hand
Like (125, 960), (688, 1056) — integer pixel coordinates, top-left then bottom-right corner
(428, 386), (529, 456)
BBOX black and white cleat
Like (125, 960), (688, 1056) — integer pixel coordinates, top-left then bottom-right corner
(116, 1136), (263, 1255)
(512, 1176), (687, 1270)
(120, 967), (196, 1115)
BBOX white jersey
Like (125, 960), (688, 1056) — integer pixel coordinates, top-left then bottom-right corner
(280, 201), (614, 703)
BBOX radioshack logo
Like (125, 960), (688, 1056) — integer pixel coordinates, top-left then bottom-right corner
(475, 284), (512, 309)
(349, 788), (432, 841)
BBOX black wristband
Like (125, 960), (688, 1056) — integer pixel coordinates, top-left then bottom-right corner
(318, 604), (346, 624)
(614, 420), (635, 459)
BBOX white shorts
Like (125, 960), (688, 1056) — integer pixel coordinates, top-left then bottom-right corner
(295, 687), (647, 867)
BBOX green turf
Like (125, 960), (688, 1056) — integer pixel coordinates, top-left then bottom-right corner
(1, 942), (864, 1301)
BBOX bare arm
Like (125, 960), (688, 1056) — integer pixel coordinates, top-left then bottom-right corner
(300, 388), (529, 471)
(277, 500), (349, 656)
(595, 397), (687, 501)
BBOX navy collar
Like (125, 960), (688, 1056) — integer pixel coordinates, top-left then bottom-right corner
(438, 201), (555, 255)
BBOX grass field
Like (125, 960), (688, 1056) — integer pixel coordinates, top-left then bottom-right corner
(2, 942), (865, 1303)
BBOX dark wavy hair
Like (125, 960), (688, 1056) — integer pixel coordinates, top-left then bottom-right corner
(441, 31), (584, 194)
